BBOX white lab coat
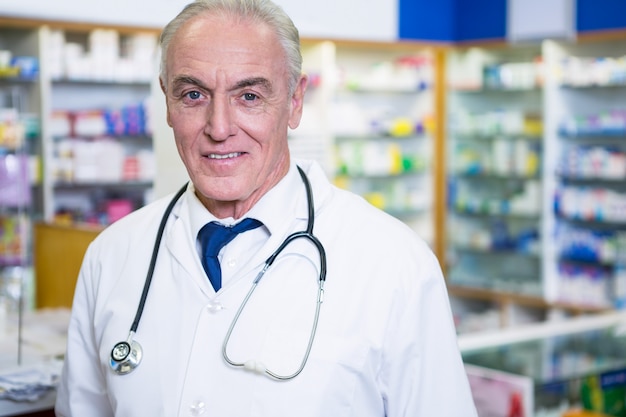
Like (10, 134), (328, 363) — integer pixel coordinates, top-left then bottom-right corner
(55, 160), (477, 417)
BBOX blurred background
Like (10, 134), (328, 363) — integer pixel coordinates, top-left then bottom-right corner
(1, 1), (626, 416)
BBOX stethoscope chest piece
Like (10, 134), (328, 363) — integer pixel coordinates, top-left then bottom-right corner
(110, 337), (143, 375)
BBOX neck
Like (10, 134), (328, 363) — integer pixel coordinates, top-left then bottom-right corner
(198, 159), (291, 220)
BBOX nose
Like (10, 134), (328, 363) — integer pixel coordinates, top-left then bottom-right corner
(204, 94), (235, 141)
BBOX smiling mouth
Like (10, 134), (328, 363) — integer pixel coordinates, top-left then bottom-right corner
(208, 152), (243, 160)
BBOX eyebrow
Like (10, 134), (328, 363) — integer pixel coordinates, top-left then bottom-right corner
(169, 75), (273, 93)
(170, 75), (204, 92)
(233, 77), (273, 93)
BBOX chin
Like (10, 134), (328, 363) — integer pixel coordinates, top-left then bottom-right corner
(196, 182), (245, 202)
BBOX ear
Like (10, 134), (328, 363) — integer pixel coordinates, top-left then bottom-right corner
(159, 77), (173, 128)
(288, 75), (308, 130)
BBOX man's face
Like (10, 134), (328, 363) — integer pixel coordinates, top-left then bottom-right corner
(161, 14), (307, 218)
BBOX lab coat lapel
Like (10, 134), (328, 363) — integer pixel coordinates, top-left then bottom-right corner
(226, 170), (311, 286)
(164, 201), (214, 295)
(227, 219), (298, 285)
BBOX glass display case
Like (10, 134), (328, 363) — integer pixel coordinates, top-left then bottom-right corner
(459, 312), (626, 417)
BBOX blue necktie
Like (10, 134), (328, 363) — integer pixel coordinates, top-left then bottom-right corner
(198, 218), (263, 291)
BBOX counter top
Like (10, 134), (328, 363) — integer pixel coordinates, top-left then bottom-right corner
(0, 308), (70, 417)
(0, 390), (55, 417)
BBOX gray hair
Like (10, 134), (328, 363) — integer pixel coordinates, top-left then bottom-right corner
(159, 0), (303, 94)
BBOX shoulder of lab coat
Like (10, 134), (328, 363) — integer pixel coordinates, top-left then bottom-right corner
(302, 170), (478, 416)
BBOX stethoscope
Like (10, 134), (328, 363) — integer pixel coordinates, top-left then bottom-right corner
(110, 166), (327, 380)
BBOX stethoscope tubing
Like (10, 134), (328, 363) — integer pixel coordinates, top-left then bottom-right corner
(131, 182), (188, 334)
(109, 182), (188, 375)
(221, 166), (326, 379)
(221, 231), (326, 380)
(221, 278), (324, 380)
(110, 166), (326, 380)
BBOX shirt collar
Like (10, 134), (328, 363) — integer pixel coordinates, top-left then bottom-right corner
(186, 162), (305, 241)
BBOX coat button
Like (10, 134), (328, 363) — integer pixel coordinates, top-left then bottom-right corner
(190, 400), (206, 415)
(207, 301), (223, 313)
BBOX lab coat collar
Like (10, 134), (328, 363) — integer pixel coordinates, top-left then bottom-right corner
(162, 159), (332, 297)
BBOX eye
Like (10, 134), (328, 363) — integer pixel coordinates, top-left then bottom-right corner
(242, 92), (258, 101)
(186, 90), (202, 100)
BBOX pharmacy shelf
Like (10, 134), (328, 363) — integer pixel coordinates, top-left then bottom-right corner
(290, 40), (442, 248)
(0, 21), (159, 226)
(543, 38), (626, 312)
(36, 24), (158, 225)
(0, 21), (159, 359)
(446, 44), (547, 330)
(449, 285), (611, 317)
(0, 27), (44, 346)
(450, 35), (626, 332)
(330, 43), (437, 245)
